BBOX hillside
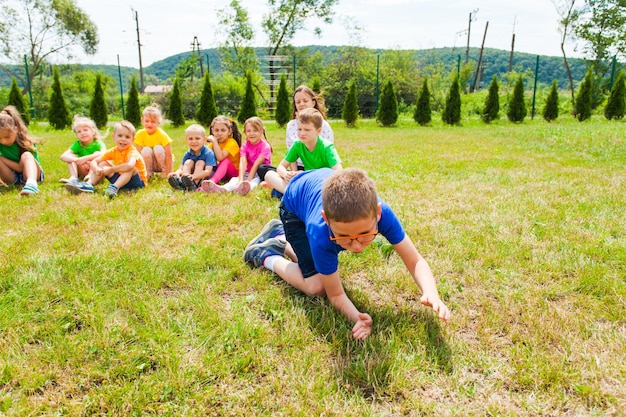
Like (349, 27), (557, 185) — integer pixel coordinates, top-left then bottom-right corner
(1, 46), (592, 90)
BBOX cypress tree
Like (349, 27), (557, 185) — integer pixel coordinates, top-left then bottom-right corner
(196, 71), (218, 126)
(376, 80), (398, 126)
(543, 80), (559, 122)
(575, 67), (593, 121)
(414, 77), (431, 126)
(442, 75), (461, 125)
(126, 76), (141, 128)
(89, 73), (108, 129)
(604, 71), (625, 120)
(507, 76), (527, 123)
(481, 75), (500, 123)
(8, 77), (29, 125)
(48, 66), (70, 130)
(342, 80), (359, 127)
(238, 73), (257, 124)
(275, 74), (291, 127)
(169, 77), (185, 127)
(311, 78), (321, 95)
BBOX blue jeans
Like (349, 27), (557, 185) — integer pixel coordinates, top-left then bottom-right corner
(279, 202), (317, 278)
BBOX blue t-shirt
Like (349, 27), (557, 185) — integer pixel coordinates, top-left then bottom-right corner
(282, 168), (405, 275)
(181, 145), (216, 168)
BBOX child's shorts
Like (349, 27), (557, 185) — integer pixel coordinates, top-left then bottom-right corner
(107, 173), (145, 191)
(279, 201), (318, 278)
(14, 165), (45, 185)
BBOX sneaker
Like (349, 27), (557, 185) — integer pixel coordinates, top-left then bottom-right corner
(234, 181), (250, 196)
(245, 219), (284, 249)
(200, 180), (227, 193)
(244, 238), (287, 268)
(20, 183), (40, 195)
(65, 181), (94, 195)
(59, 177), (72, 184)
(168, 176), (184, 190)
(260, 181), (273, 190)
(181, 175), (197, 192)
(105, 184), (118, 199)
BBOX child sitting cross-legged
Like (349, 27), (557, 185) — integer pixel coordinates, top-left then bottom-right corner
(59, 116), (106, 186)
(168, 124), (217, 192)
(66, 121), (147, 199)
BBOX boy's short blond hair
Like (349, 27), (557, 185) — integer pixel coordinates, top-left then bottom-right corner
(114, 120), (136, 137)
(297, 108), (323, 130)
(185, 123), (206, 137)
(322, 168), (378, 223)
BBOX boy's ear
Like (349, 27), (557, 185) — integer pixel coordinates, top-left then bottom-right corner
(321, 210), (328, 225)
(377, 203), (382, 221)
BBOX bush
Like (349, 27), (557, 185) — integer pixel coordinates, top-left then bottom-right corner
(237, 73), (256, 124)
(414, 78), (431, 126)
(126, 76), (141, 127)
(7, 77), (29, 125)
(507, 76), (527, 123)
(89, 74), (108, 128)
(48, 66), (71, 130)
(481, 75), (500, 123)
(376, 80), (398, 126)
(543, 80), (559, 122)
(196, 72), (218, 127)
(575, 68), (593, 122)
(275, 74), (291, 127)
(604, 71), (625, 120)
(342, 80), (359, 127)
(168, 77), (185, 127)
(442, 75), (461, 125)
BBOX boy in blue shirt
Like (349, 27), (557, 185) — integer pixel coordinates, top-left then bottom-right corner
(244, 168), (450, 340)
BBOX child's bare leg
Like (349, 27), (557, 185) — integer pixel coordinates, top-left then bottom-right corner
(192, 160), (206, 176)
(66, 161), (79, 178)
(141, 147), (155, 178)
(20, 152), (41, 182)
(264, 171), (288, 194)
(152, 145), (166, 174)
(271, 258), (325, 296)
(0, 157), (17, 184)
(181, 159), (195, 176)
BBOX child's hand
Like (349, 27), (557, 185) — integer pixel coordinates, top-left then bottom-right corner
(352, 313), (373, 340)
(421, 293), (451, 323)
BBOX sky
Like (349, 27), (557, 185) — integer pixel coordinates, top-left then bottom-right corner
(71, 0), (580, 68)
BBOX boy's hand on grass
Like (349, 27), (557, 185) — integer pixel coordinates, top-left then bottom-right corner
(421, 294), (451, 323)
(352, 313), (373, 340)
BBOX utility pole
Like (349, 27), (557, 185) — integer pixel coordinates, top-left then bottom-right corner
(465, 9), (479, 65)
(509, 16), (517, 72)
(133, 9), (145, 93)
(191, 36), (204, 78)
(470, 21), (489, 93)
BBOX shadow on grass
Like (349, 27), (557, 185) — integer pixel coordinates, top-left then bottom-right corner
(281, 287), (452, 399)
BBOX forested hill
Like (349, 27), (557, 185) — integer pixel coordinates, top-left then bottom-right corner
(1, 45), (591, 89)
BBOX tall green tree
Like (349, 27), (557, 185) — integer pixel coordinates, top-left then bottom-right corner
(413, 78), (431, 126)
(169, 77), (185, 127)
(7, 77), (29, 125)
(312, 78), (321, 94)
(126, 76), (141, 128)
(275, 74), (291, 127)
(238, 73), (257, 124)
(89, 74), (108, 129)
(216, 0), (259, 77)
(262, 0), (339, 110)
(196, 72), (218, 126)
(0, 0), (98, 94)
(604, 71), (625, 120)
(481, 75), (500, 123)
(543, 80), (560, 122)
(507, 76), (527, 123)
(442, 75), (461, 125)
(342, 80), (359, 127)
(377, 80), (398, 126)
(553, 0), (579, 106)
(575, 67), (593, 121)
(48, 66), (70, 130)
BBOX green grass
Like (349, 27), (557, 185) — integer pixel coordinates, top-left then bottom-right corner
(1, 115), (625, 415)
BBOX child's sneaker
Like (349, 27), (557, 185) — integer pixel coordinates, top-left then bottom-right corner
(234, 181), (250, 196)
(59, 178), (71, 184)
(65, 181), (94, 195)
(105, 184), (118, 199)
(260, 181), (273, 189)
(246, 219), (284, 249)
(181, 175), (197, 192)
(244, 238), (287, 268)
(20, 183), (40, 195)
(200, 180), (226, 193)
(168, 176), (184, 190)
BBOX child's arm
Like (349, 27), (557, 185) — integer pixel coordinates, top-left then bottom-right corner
(238, 156), (247, 183)
(208, 136), (228, 161)
(330, 162), (343, 170)
(394, 235), (450, 323)
(246, 155), (266, 182)
(60, 149), (77, 162)
(75, 151), (104, 165)
(321, 272), (373, 340)
(276, 159), (299, 181)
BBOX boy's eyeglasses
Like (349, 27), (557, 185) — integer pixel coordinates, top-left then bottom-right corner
(328, 223), (378, 246)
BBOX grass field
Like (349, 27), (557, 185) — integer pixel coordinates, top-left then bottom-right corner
(0, 115), (624, 416)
